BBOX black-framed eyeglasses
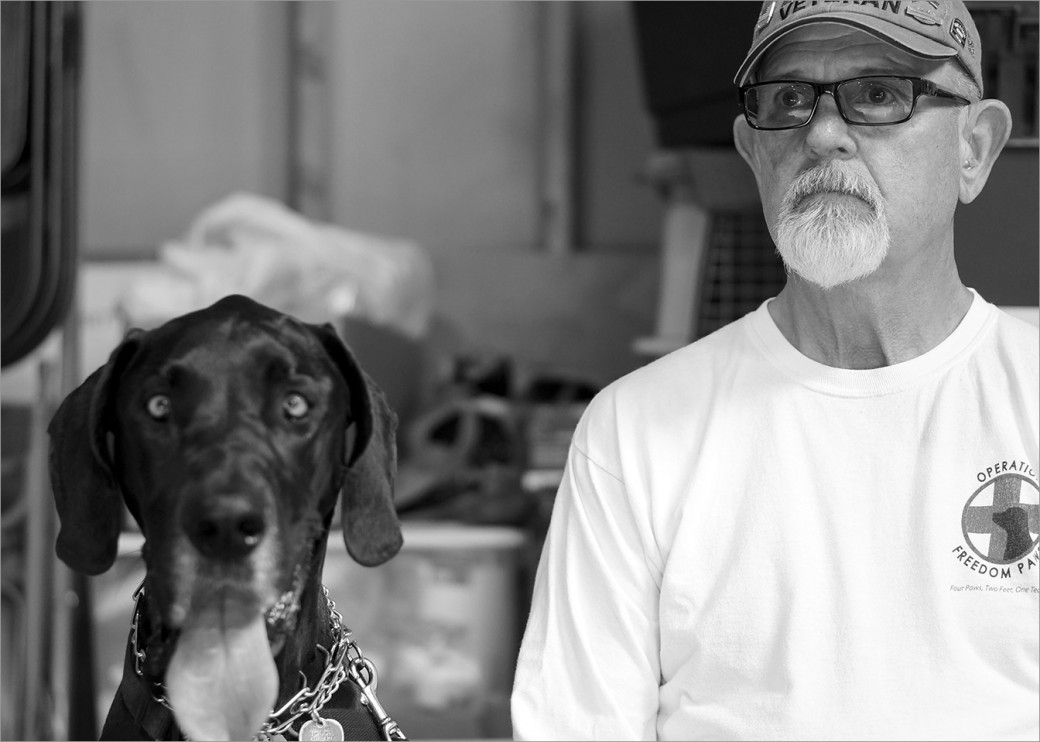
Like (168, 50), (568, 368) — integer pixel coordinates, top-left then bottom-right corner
(738, 75), (973, 131)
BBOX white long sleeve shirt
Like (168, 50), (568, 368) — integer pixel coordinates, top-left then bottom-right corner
(512, 292), (1039, 740)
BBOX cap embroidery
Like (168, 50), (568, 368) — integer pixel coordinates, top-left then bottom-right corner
(949, 17), (968, 48)
(772, 1), (911, 27)
(905, 0), (945, 27)
(755, 2), (777, 37)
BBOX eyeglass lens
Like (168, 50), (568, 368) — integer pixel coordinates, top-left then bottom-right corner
(745, 77), (916, 129)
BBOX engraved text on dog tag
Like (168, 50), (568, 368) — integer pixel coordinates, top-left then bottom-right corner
(299, 717), (345, 742)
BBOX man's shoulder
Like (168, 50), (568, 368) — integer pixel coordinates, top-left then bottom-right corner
(598, 312), (758, 407)
(993, 306), (1040, 345)
(989, 306), (1040, 376)
(572, 313), (759, 457)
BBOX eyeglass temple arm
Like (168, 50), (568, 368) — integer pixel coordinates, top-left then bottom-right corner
(918, 79), (973, 105)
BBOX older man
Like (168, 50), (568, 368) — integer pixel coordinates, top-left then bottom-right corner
(511, 2), (1038, 740)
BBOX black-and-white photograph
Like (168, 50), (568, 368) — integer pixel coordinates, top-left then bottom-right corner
(2, 2), (1037, 740)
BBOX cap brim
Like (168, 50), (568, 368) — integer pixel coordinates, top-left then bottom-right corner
(733, 13), (957, 86)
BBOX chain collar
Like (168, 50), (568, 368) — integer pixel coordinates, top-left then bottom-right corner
(129, 583), (405, 741)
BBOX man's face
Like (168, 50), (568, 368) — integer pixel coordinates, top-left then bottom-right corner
(739, 25), (969, 289)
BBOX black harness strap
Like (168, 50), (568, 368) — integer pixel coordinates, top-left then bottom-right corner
(282, 637), (386, 741)
(310, 707), (384, 741)
(101, 639), (179, 741)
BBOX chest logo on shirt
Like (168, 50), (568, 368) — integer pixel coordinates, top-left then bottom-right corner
(952, 462), (1039, 579)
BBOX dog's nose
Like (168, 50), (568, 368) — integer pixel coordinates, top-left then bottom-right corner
(183, 495), (266, 560)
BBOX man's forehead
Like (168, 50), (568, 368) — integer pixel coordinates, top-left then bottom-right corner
(758, 23), (937, 79)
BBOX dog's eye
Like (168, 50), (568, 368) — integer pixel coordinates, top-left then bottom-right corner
(145, 394), (171, 420)
(283, 393), (310, 420)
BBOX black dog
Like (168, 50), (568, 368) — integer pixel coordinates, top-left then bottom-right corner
(49, 295), (406, 741)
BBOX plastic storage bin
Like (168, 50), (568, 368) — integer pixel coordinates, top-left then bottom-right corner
(323, 521), (526, 740)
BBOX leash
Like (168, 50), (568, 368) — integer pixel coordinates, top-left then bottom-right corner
(129, 583), (406, 741)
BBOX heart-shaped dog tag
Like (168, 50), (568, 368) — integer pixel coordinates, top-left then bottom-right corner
(299, 717), (345, 741)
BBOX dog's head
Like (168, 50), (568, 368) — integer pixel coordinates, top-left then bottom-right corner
(48, 294), (402, 739)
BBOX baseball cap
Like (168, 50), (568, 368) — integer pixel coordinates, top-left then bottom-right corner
(734, 1), (984, 95)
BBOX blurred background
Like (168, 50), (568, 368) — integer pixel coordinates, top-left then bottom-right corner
(2, 2), (1037, 739)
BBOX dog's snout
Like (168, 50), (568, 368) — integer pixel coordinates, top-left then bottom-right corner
(183, 495), (267, 561)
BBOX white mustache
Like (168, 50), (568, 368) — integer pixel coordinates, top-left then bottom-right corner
(783, 162), (883, 213)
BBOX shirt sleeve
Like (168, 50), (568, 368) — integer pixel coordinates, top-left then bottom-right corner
(511, 399), (662, 740)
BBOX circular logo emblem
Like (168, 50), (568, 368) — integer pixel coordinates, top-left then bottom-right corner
(961, 473), (1040, 565)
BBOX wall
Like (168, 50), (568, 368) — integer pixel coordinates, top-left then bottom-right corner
(79, 1), (289, 255)
(325, 1), (542, 251)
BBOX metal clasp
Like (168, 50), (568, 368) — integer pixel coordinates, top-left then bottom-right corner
(347, 658), (406, 741)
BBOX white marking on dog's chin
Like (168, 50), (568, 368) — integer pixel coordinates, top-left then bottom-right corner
(168, 528), (283, 626)
(253, 532), (281, 608)
(169, 539), (197, 630)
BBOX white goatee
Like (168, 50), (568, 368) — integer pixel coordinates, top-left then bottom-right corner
(774, 161), (890, 289)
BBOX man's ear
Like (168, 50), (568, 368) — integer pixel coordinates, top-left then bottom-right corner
(959, 99), (1012, 204)
(733, 114), (761, 180)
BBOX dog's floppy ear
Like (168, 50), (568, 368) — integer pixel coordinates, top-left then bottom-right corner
(313, 322), (403, 566)
(47, 333), (141, 575)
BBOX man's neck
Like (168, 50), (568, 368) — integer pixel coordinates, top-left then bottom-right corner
(767, 267), (974, 369)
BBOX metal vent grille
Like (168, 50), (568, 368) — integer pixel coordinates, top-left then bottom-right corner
(970, 0), (1039, 142)
(697, 210), (787, 339)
